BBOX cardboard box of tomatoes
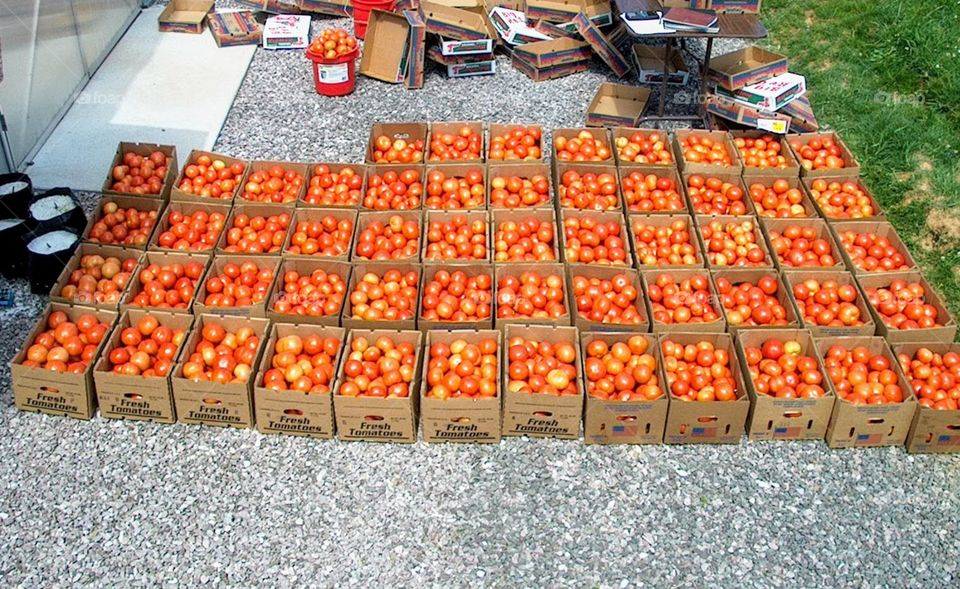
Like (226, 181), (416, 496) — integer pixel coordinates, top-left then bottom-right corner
(896, 342), (960, 454)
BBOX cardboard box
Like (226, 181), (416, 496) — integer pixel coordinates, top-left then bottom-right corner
(779, 94), (819, 133)
(660, 331), (750, 444)
(534, 18), (581, 40)
(619, 165), (686, 214)
(170, 150), (248, 203)
(343, 261), (422, 330)
(422, 2), (496, 41)
(585, 83), (651, 129)
(333, 329), (423, 443)
(234, 160), (310, 206)
(828, 221), (918, 275)
(706, 94), (793, 135)
(217, 203), (295, 255)
(814, 335), (918, 448)
(695, 214), (775, 270)
(403, 10), (427, 89)
(710, 268), (801, 335)
(489, 6), (553, 45)
(512, 37), (593, 68)
(554, 162), (622, 210)
(632, 44), (689, 86)
(427, 122), (486, 163)
(419, 263), (494, 330)
(558, 209), (627, 265)
(362, 164), (426, 210)
(102, 142), (178, 201)
(788, 132), (861, 179)
(580, 331), (668, 444)
(573, 12), (632, 78)
(551, 127), (614, 166)
(354, 210), (423, 261)
(208, 10), (262, 47)
(490, 207), (559, 261)
(263, 15), (311, 50)
(735, 328), (834, 441)
(235, 0), (301, 13)
(299, 0), (351, 17)
(158, 0), (214, 34)
(673, 130), (743, 175)
(856, 271), (957, 345)
(365, 122), (429, 164)
(253, 323), (346, 438)
(566, 264), (649, 332)
(487, 161), (554, 207)
(441, 59), (498, 77)
(486, 123), (546, 157)
(120, 250), (212, 315)
(420, 329), (502, 443)
(359, 10), (412, 84)
(610, 127), (677, 168)
(49, 243), (142, 311)
(171, 314), (270, 428)
(502, 324), (584, 439)
(438, 37), (495, 55)
(301, 163), (367, 208)
(711, 0), (762, 15)
(493, 262), (570, 329)
(526, 0), (611, 24)
(192, 254), (281, 318)
(896, 342), (960, 453)
(282, 207), (357, 260)
(147, 200), (231, 254)
(759, 217), (845, 272)
(714, 72), (806, 114)
(682, 169), (756, 217)
(93, 309), (193, 423)
(801, 174), (884, 222)
(781, 269), (876, 338)
(707, 46), (788, 91)
(11, 303), (118, 420)
(640, 268), (726, 333)
(81, 195), (166, 251)
(265, 258), (350, 326)
(628, 213), (705, 268)
(423, 208), (491, 262)
(731, 131), (801, 179)
(511, 53), (589, 81)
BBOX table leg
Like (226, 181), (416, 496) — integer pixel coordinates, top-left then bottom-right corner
(657, 39), (673, 117)
(700, 38), (715, 129)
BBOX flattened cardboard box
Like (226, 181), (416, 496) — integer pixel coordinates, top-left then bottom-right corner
(439, 37), (495, 55)
(586, 82), (650, 128)
(420, 329), (502, 443)
(512, 37), (593, 68)
(707, 46), (788, 91)
(159, 0), (214, 34)
(895, 342), (960, 453)
(263, 15), (311, 50)
(573, 12), (631, 78)
(779, 95), (819, 133)
(706, 94), (792, 135)
(235, 0), (301, 13)
(534, 19), (581, 40)
(11, 303), (118, 420)
(633, 44), (689, 86)
(253, 324), (346, 438)
(511, 54), (589, 81)
(428, 44), (493, 65)
(208, 10), (263, 47)
(422, 2), (496, 41)
(300, 0), (351, 16)
(489, 6), (553, 45)
(102, 141), (178, 201)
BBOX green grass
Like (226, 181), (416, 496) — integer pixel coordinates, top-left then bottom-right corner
(761, 0), (960, 334)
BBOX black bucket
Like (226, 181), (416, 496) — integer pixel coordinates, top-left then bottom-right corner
(27, 187), (87, 235)
(24, 229), (80, 294)
(0, 173), (33, 220)
(0, 218), (30, 279)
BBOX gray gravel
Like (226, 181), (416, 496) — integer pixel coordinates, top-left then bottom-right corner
(1, 5), (959, 588)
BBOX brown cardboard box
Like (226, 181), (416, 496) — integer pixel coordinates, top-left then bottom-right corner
(610, 127), (677, 168)
(207, 10), (262, 47)
(502, 324), (584, 439)
(216, 203), (294, 256)
(632, 44), (689, 86)
(420, 1), (496, 41)
(566, 264), (649, 332)
(814, 335), (918, 448)
(423, 209), (492, 263)
(493, 262), (571, 330)
(265, 258), (350, 326)
(11, 303), (118, 420)
(427, 121), (486, 163)
(147, 200), (231, 255)
(619, 165), (686, 214)
(856, 271), (957, 344)
(673, 130), (744, 176)
(628, 213), (705, 269)
(333, 328), (423, 443)
(490, 207), (560, 262)
(695, 214), (775, 270)
(420, 263), (494, 330)
(93, 309), (193, 423)
(554, 163), (622, 212)
(781, 269), (876, 338)
(705, 94), (793, 135)
(420, 329), (502, 443)
(423, 162), (488, 209)
(828, 221), (918, 275)
(586, 82), (649, 129)
(487, 162), (555, 209)
(735, 328), (834, 440)
(710, 268), (800, 335)
(354, 210), (423, 261)
(361, 164), (425, 210)
(896, 342), (960, 453)
(572, 12), (631, 78)
(359, 10), (413, 84)
(49, 243), (142, 311)
(487, 123), (545, 162)
(81, 195), (166, 251)
(801, 174), (886, 223)
(706, 46), (788, 91)
(660, 331), (750, 444)
(640, 268), (726, 333)
(101, 142), (178, 201)
(580, 331), (667, 444)
(158, 0), (214, 34)
(282, 207), (357, 260)
(513, 37), (593, 69)
(232, 160), (311, 207)
(558, 208), (630, 266)
(366, 122), (428, 163)
(170, 150), (248, 203)
(343, 261), (422, 331)
(551, 128), (615, 166)
(730, 131), (800, 179)
(253, 323), (346, 439)
(171, 314), (270, 428)
(301, 163), (367, 208)
(759, 217), (846, 272)
(787, 132), (861, 179)
(192, 254), (281, 318)
(681, 169), (755, 217)
(120, 250), (213, 316)
(742, 175), (816, 218)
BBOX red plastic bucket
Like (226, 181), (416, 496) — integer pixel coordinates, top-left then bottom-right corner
(306, 46), (360, 97)
(351, 0), (395, 39)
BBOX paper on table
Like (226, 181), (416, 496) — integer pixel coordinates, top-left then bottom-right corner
(619, 13), (674, 35)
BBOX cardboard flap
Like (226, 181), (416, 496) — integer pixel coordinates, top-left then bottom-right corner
(359, 10), (411, 83)
(422, 2), (495, 40)
(573, 12), (631, 77)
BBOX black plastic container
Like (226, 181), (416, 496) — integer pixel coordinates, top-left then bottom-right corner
(27, 187), (87, 235)
(0, 173), (33, 219)
(25, 229), (80, 294)
(0, 218), (30, 278)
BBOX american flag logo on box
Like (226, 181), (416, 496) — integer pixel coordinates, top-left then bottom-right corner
(774, 426), (801, 438)
(692, 426), (717, 437)
(856, 433), (883, 445)
(937, 434), (960, 446)
(613, 424), (637, 436)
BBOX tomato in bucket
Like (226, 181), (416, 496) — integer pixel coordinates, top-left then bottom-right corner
(306, 29), (361, 97)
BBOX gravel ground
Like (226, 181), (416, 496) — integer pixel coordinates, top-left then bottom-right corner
(1, 6), (960, 588)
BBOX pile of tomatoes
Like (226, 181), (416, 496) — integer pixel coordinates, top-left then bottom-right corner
(155, 209), (226, 251)
(241, 165), (303, 204)
(647, 273), (720, 325)
(489, 173), (550, 208)
(505, 336), (579, 396)
(679, 134), (734, 167)
(584, 337), (662, 401)
(715, 275), (790, 327)
(661, 339), (737, 402)
(767, 224), (837, 268)
(371, 135), (425, 164)
(304, 165), (363, 206)
(307, 28), (357, 59)
(222, 211), (290, 254)
(558, 170), (619, 210)
(493, 217), (555, 262)
(424, 169), (485, 209)
(734, 134), (789, 169)
(621, 171), (685, 212)
(364, 168), (422, 210)
(742, 338), (826, 398)
(700, 218), (768, 267)
(488, 126), (541, 161)
(181, 322), (261, 384)
(177, 155), (246, 199)
(105, 315), (185, 378)
(286, 214), (353, 257)
(790, 135), (848, 171)
(428, 126), (482, 161)
(202, 261), (274, 308)
(425, 215), (487, 261)
(806, 179), (876, 219)
(614, 131), (673, 165)
(837, 229), (911, 272)
(571, 273), (644, 325)
(349, 269), (419, 322)
(554, 131), (612, 162)
(87, 201), (159, 247)
(425, 338), (499, 399)
(421, 270), (493, 323)
(631, 217), (699, 266)
(898, 347), (960, 410)
(864, 279), (943, 330)
(353, 215), (420, 260)
(496, 271), (566, 321)
(687, 175), (748, 215)
(21, 311), (110, 373)
(59, 254), (138, 305)
(791, 277), (865, 327)
(748, 179), (808, 218)
(262, 333), (341, 393)
(822, 344), (904, 404)
(110, 150), (171, 196)
(562, 215), (629, 265)
(273, 267), (347, 317)
(337, 335), (417, 398)
(129, 260), (206, 310)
